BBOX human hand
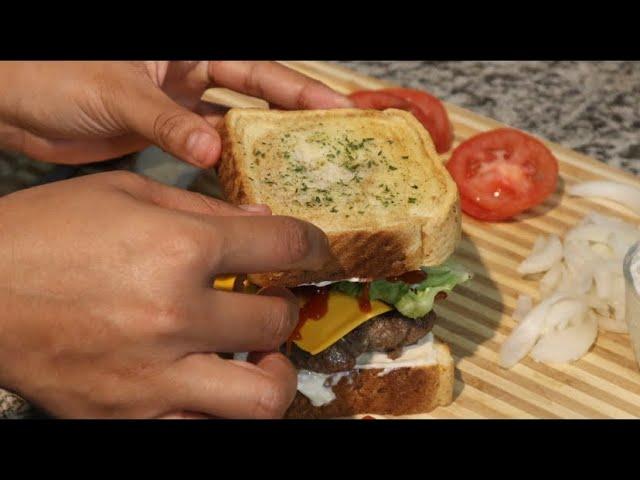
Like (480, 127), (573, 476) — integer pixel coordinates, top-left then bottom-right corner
(0, 61), (351, 167)
(0, 171), (331, 418)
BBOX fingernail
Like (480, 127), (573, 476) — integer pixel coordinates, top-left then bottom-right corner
(186, 131), (218, 167)
(239, 204), (272, 214)
(333, 95), (354, 108)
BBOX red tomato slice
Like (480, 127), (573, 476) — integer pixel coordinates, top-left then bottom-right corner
(446, 128), (559, 221)
(348, 88), (453, 154)
(379, 88), (453, 154)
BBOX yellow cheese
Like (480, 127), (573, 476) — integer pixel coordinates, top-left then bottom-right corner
(213, 275), (238, 292)
(295, 292), (392, 355)
(212, 276), (392, 355)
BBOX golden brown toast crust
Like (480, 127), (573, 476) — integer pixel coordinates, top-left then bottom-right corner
(217, 108), (461, 288)
(285, 343), (454, 419)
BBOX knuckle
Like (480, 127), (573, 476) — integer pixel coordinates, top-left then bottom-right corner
(244, 63), (266, 98)
(153, 110), (190, 152)
(277, 217), (312, 264)
(253, 378), (291, 419)
(86, 378), (127, 416)
(159, 225), (203, 266)
(151, 299), (187, 336)
(262, 297), (298, 347)
(295, 83), (317, 110)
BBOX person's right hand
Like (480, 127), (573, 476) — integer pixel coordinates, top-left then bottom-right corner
(0, 171), (330, 418)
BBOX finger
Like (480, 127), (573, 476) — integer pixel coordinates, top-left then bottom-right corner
(207, 61), (353, 110)
(111, 174), (272, 217)
(207, 215), (332, 274)
(119, 83), (222, 168)
(166, 352), (297, 419)
(192, 104), (225, 132)
(1, 125), (149, 164)
(157, 411), (215, 419)
(193, 101), (229, 119)
(184, 287), (299, 352)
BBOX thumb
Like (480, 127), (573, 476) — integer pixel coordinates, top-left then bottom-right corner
(121, 85), (222, 168)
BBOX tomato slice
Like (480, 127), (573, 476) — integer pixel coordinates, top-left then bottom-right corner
(379, 88), (453, 154)
(446, 128), (559, 221)
(348, 88), (453, 154)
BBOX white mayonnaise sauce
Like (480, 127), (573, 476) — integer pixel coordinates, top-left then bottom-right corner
(297, 278), (368, 287)
(296, 333), (437, 407)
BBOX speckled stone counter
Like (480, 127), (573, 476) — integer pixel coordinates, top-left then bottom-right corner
(337, 61), (640, 174)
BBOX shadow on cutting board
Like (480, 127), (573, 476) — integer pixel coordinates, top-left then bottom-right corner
(512, 175), (566, 222)
(434, 231), (504, 402)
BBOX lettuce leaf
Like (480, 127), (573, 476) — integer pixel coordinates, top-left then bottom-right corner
(331, 260), (471, 319)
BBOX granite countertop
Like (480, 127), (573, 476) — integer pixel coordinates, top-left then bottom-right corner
(338, 61), (640, 174)
(0, 61), (639, 418)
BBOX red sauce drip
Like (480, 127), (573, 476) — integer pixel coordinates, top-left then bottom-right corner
(386, 270), (427, 284)
(358, 283), (372, 313)
(435, 291), (448, 301)
(286, 287), (330, 351)
(361, 415), (376, 420)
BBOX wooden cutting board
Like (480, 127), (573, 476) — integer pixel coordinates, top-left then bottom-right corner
(280, 61), (640, 419)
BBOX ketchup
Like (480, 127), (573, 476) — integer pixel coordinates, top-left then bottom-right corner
(286, 286), (330, 353)
(386, 270), (427, 284)
(358, 283), (372, 313)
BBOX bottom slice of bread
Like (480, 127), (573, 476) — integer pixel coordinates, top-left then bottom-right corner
(285, 342), (454, 419)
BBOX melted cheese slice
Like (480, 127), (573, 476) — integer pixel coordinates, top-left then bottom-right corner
(213, 276), (392, 355)
(213, 275), (238, 292)
(296, 292), (391, 354)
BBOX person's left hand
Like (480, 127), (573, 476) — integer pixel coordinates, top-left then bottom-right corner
(0, 61), (352, 167)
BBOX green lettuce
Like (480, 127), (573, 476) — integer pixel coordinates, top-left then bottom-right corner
(331, 260), (472, 319)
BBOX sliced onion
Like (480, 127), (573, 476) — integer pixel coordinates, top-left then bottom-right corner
(499, 294), (567, 368)
(544, 297), (587, 332)
(532, 235), (547, 253)
(591, 242), (614, 258)
(530, 312), (597, 363)
(565, 223), (615, 244)
(540, 262), (563, 297)
(568, 181), (640, 216)
(595, 312), (628, 333)
(517, 235), (563, 275)
(563, 240), (595, 294)
(504, 211), (640, 368)
(593, 267), (613, 299)
(611, 275), (627, 324)
(588, 296), (611, 317)
(513, 295), (533, 322)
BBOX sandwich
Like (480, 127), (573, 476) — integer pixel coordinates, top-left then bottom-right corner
(215, 107), (469, 418)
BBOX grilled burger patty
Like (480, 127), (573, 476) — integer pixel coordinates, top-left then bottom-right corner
(286, 310), (437, 374)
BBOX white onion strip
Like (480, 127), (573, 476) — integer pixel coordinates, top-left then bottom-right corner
(568, 181), (640, 216)
(500, 294), (568, 368)
(517, 235), (563, 275)
(530, 313), (597, 363)
(502, 212), (640, 368)
(512, 295), (533, 323)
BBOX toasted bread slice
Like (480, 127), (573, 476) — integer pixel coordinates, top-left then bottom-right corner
(218, 108), (461, 287)
(285, 341), (454, 419)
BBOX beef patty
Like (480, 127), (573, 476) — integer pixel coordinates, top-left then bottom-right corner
(286, 310), (436, 374)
